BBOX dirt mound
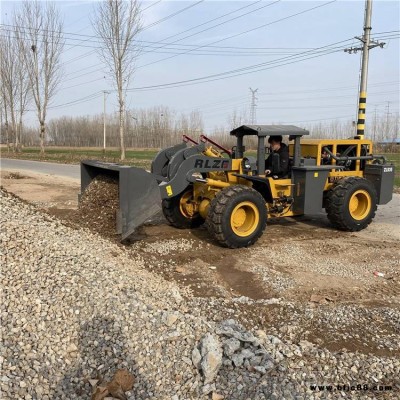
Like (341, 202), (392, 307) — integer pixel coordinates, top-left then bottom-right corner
(67, 175), (119, 239)
(3, 172), (29, 180)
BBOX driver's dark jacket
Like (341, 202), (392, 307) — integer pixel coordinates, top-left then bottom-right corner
(265, 143), (289, 178)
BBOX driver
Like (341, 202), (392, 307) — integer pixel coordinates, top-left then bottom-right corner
(265, 135), (289, 178)
(321, 149), (332, 165)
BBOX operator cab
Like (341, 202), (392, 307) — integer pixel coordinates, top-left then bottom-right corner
(230, 124), (309, 176)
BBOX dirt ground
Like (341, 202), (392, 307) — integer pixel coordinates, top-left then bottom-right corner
(2, 169), (400, 357)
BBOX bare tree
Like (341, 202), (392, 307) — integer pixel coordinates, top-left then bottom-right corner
(0, 33), (18, 151)
(227, 108), (247, 131)
(0, 82), (10, 152)
(16, 43), (32, 151)
(93, 0), (142, 160)
(0, 27), (32, 152)
(14, 1), (64, 155)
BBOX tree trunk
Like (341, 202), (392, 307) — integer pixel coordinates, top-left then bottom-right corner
(5, 122), (10, 153)
(119, 102), (125, 161)
(14, 125), (19, 153)
(15, 124), (20, 153)
(10, 112), (17, 153)
(17, 119), (23, 152)
(40, 120), (45, 155)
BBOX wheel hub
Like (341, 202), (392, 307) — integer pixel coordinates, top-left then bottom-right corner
(230, 201), (259, 237)
(179, 191), (196, 218)
(349, 190), (371, 220)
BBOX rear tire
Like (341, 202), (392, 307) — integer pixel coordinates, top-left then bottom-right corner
(162, 187), (204, 229)
(206, 185), (267, 248)
(325, 177), (377, 231)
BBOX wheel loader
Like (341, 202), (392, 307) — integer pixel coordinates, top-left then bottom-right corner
(80, 125), (395, 248)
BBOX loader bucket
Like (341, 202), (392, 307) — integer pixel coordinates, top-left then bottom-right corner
(80, 160), (162, 240)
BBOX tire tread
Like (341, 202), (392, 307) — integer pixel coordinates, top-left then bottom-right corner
(325, 177), (377, 231)
(206, 185), (266, 248)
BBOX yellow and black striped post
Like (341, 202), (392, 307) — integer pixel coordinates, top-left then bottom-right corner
(356, 91), (367, 138)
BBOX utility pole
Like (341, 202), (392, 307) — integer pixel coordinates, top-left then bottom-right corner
(249, 87), (258, 125)
(344, 0), (385, 138)
(102, 90), (110, 154)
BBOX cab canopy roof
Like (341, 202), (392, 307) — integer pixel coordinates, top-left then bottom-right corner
(230, 125), (309, 138)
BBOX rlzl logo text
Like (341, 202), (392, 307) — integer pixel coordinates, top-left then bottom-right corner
(194, 159), (229, 169)
(383, 167), (393, 173)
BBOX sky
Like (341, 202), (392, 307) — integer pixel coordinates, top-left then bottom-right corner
(1, 0), (399, 133)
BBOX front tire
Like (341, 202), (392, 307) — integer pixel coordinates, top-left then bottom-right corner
(325, 177), (377, 231)
(206, 185), (267, 248)
(162, 188), (204, 229)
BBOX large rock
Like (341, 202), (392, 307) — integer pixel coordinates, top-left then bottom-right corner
(199, 333), (223, 384)
(191, 347), (201, 370)
(216, 319), (258, 344)
(223, 338), (241, 357)
(162, 311), (179, 327)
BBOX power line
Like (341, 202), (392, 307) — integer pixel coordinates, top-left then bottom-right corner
(22, 92), (102, 112)
(282, 114), (355, 124)
(4, 26), (329, 61)
(59, 46), (340, 107)
(137, 0), (335, 69)
(60, 46), (322, 84)
(2, 29), (353, 57)
(194, 96), (399, 115)
(259, 103), (381, 110)
(63, 60), (104, 79)
(127, 49), (341, 92)
(63, 50), (97, 67)
(6, 34), (397, 95)
(149, 0), (263, 45)
(141, 0), (205, 31)
(180, 81), (399, 113)
(47, 92), (103, 110)
(61, 45), (329, 84)
(258, 89), (400, 103)
(1, 22), (397, 51)
(3, 27), (352, 54)
(140, 0), (280, 57)
(1, 36), (357, 96)
(63, 0), (164, 53)
(3, 28), (396, 57)
(124, 38), (354, 92)
(62, 67), (106, 83)
(142, 0), (163, 12)
(257, 80), (399, 96)
(61, 77), (106, 91)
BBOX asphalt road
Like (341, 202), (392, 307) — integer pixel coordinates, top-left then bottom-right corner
(0, 158), (80, 180)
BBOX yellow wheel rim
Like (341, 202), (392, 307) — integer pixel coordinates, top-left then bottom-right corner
(230, 201), (259, 237)
(349, 190), (371, 220)
(179, 191), (195, 218)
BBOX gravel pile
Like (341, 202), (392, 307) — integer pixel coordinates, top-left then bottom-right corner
(71, 175), (120, 239)
(1, 190), (209, 399)
(2, 190), (400, 399)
